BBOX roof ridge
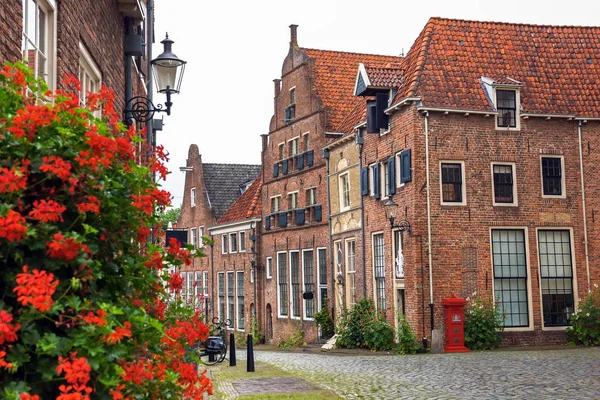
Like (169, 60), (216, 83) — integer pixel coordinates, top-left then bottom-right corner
(300, 47), (402, 59)
(429, 16), (600, 29)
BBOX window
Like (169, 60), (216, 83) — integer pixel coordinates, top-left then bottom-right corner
(381, 160), (390, 198)
(303, 133), (310, 152)
(340, 173), (350, 210)
(303, 250), (315, 319)
(306, 188), (316, 206)
(288, 137), (299, 157)
(334, 241), (343, 276)
(346, 240), (356, 307)
(221, 234), (228, 254)
(492, 163), (517, 205)
(189, 228), (197, 247)
(266, 257), (272, 279)
(250, 267), (254, 283)
(236, 271), (245, 330)
(180, 272), (186, 300)
(239, 231), (246, 252)
(190, 187), (196, 208)
(229, 232), (238, 253)
(492, 229), (529, 328)
(440, 162), (465, 205)
(394, 230), (404, 279)
(317, 248), (327, 311)
(79, 43), (101, 107)
(271, 196), (281, 213)
(496, 89), (517, 128)
(373, 233), (386, 311)
(290, 87), (296, 104)
(227, 272), (235, 328)
(290, 251), (301, 318)
(218, 273), (225, 320)
(198, 226), (205, 247)
(277, 252), (288, 317)
(396, 152), (404, 188)
(278, 143), (285, 160)
(187, 272), (193, 305)
(538, 230), (574, 327)
(288, 191), (298, 210)
(22, 0), (55, 88)
(541, 157), (564, 197)
(203, 271), (209, 297)
(195, 271), (202, 308)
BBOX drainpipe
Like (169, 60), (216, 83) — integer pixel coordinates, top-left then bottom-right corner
(210, 237), (215, 321)
(324, 149), (334, 323)
(424, 111), (434, 331)
(124, 17), (133, 125)
(358, 131), (367, 297)
(146, 0), (154, 147)
(577, 121), (591, 287)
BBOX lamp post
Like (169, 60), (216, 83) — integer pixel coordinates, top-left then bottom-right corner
(384, 199), (411, 233)
(125, 33), (187, 124)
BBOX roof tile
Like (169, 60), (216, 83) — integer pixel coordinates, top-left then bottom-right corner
(217, 175), (262, 224)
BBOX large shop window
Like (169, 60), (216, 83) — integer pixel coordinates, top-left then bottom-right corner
(491, 229), (529, 328)
(303, 250), (315, 319)
(290, 251), (301, 318)
(373, 233), (386, 311)
(277, 252), (288, 317)
(538, 230), (575, 327)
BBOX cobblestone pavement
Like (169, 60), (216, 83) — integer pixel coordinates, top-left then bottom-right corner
(240, 347), (600, 399)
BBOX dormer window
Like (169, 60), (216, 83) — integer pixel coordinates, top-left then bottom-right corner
(496, 89), (517, 128)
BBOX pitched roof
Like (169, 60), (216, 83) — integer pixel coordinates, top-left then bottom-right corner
(301, 48), (402, 129)
(364, 64), (403, 88)
(392, 17), (600, 116)
(217, 175), (262, 224)
(203, 164), (261, 220)
(336, 97), (368, 134)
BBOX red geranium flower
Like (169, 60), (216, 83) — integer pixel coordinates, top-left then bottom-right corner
(0, 310), (20, 345)
(13, 265), (59, 312)
(29, 199), (67, 223)
(0, 209), (28, 242)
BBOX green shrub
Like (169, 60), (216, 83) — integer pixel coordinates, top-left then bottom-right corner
(566, 284), (600, 346)
(336, 298), (395, 351)
(250, 315), (264, 345)
(277, 322), (305, 348)
(464, 295), (504, 350)
(314, 305), (334, 338)
(394, 313), (421, 355)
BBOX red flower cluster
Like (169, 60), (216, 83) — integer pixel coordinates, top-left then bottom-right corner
(0, 309), (20, 345)
(19, 394), (40, 400)
(40, 155), (72, 181)
(0, 162), (29, 193)
(0, 350), (12, 369)
(46, 233), (90, 261)
(104, 322), (132, 345)
(163, 315), (209, 347)
(13, 265), (59, 312)
(0, 65), (26, 87)
(81, 309), (107, 327)
(29, 199), (67, 223)
(144, 251), (163, 270)
(7, 104), (59, 141)
(168, 272), (184, 293)
(56, 352), (93, 399)
(76, 195), (101, 214)
(0, 209), (28, 242)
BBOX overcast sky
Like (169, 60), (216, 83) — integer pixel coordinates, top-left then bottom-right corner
(152, 0), (600, 208)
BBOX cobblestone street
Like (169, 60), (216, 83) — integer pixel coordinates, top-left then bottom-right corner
(241, 347), (600, 399)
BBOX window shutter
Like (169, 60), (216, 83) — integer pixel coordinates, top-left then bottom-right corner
(401, 149), (412, 183)
(388, 156), (396, 195)
(297, 153), (304, 170)
(295, 209), (305, 225)
(282, 159), (288, 175)
(360, 167), (369, 196)
(307, 150), (314, 167)
(265, 216), (271, 231)
(273, 162), (279, 177)
(374, 164), (381, 200)
(285, 106), (292, 120)
(278, 212), (288, 228)
(366, 100), (378, 133)
(314, 205), (322, 222)
(376, 93), (389, 131)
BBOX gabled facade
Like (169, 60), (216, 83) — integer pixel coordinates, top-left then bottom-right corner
(357, 17), (600, 347)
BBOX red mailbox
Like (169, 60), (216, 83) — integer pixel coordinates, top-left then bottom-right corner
(442, 295), (470, 353)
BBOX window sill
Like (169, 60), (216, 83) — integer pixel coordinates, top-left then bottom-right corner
(541, 195), (566, 200)
(440, 201), (467, 207)
(492, 202), (519, 207)
(541, 325), (569, 332)
(502, 326), (534, 332)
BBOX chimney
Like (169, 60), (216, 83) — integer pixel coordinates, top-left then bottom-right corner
(273, 79), (281, 98)
(261, 134), (268, 152)
(289, 24), (298, 47)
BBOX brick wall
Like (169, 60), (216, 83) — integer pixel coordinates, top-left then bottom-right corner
(0, 0), (22, 64)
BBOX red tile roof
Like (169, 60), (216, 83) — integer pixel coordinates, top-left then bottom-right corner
(392, 17), (600, 116)
(217, 175), (262, 224)
(336, 97), (368, 134)
(364, 64), (403, 88)
(301, 48), (402, 129)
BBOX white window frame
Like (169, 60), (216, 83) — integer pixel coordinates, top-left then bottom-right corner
(381, 160), (390, 199)
(289, 86), (296, 104)
(339, 172), (351, 211)
(494, 87), (521, 131)
(288, 136), (299, 157)
(491, 162), (518, 207)
(250, 267), (254, 283)
(334, 240), (343, 276)
(180, 271), (186, 300)
(271, 195), (281, 213)
(203, 271), (209, 297)
(302, 132), (310, 152)
(194, 271), (202, 309)
(345, 239), (357, 308)
(190, 187), (196, 208)
(317, 247), (328, 311)
(189, 227), (197, 248)
(369, 163), (377, 196)
(226, 271), (235, 330)
(239, 231), (246, 252)
(217, 272), (225, 321)
(236, 271), (245, 331)
(372, 232), (386, 311)
(276, 251), (288, 318)
(229, 232), (238, 253)
(278, 142), (285, 160)
(79, 42), (101, 108)
(187, 271), (194, 306)
(540, 156), (566, 199)
(306, 187), (316, 206)
(302, 249), (315, 321)
(198, 226), (205, 248)
(22, 0), (56, 90)
(289, 250), (301, 320)
(440, 161), (467, 206)
(221, 234), (228, 254)
(266, 257), (273, 280)
(288, 191), (299, 210)
(395, 152), (405, 188)
(489, 227), (533, 331)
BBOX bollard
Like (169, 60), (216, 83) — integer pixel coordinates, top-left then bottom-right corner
(229, 332), (236, 366)
(247, 334), (255, 372)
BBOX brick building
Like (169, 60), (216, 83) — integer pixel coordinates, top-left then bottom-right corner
(353, 17), (600, 347)
(176, 144), (261, 321)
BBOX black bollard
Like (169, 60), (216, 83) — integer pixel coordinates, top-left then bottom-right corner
(247, 334), (255, 372)
(229, 332), (236, 366)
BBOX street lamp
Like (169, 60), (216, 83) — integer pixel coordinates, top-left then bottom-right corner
(125, 33), (187, 123)
(384, 199), (411, 233)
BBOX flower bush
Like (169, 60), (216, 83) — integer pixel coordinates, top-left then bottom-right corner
(0, 63), (212, 399)
(566, 283), (600, 346)
(464, 294), (504, 350)
(336, 298), (395, 351)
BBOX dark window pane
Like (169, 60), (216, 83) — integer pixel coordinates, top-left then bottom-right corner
(441, 163), (462, 202)
(542, 157), (562, 196)
(493, 164), (514, 203)
(496, 90), (517, 128)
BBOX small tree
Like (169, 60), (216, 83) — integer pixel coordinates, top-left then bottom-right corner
(566, 283), (600, 346)
(159, 206), (181, 230)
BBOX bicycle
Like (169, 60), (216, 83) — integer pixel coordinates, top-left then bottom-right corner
(198, 317), (232, 365)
